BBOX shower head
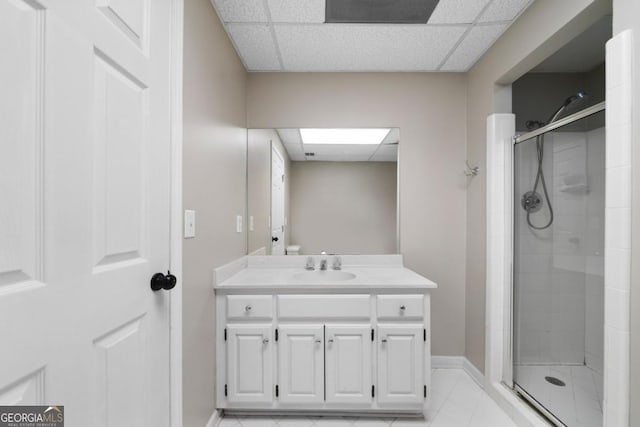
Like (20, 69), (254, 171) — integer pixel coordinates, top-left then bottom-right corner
(547, 91), (588, 123)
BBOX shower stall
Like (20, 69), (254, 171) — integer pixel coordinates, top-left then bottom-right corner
(512, 98), (605, 427)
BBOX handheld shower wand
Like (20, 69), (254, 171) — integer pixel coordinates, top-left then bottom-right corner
(521, 91), (588, 230)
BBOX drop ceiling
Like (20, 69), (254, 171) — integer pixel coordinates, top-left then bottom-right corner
(277, 128), (399, 162)
(210, 0), (535, 72)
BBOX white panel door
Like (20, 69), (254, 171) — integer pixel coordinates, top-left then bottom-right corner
(278, 324), (324, 405)
(325, 325), (372, 405)
(0, 1), (174, 426)
(271, 147), (285, 255)
(227, 324), (274, 404)
(377, 325), (424, 405)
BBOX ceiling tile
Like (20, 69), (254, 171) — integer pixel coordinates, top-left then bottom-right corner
(382, 128), (400, 144)
(284, 143), (304, 159)
(371, 145), (399, 161)
(276, 128), (303, 145)
(286, 148), (305, 161)
(275, 24), (467, 71)
(310, 154), (372, 162)
(213, 0), (268, 23)
(227, 24), (282, 71)
(440, 23), (507, 71)
(428, 0), (491, 24)
(478, 0), (532, 23)
(302, 144), (377, 157)
(268, 0), (325, 23)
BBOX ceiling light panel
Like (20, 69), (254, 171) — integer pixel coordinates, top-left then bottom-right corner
(428, 0), (491, 24)
(268, 0), (325, 23)
(478, 0), (532, 23)
(227, 24), (282, 70)
(274, 25), (467, 71)
(301, 128), (390, 145)
(213, 0), (268, 22)
(440, 23), (506, 71)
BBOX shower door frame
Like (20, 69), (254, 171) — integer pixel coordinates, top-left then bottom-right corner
(484, 29), (633, 427)
(511, 102), (606, 427)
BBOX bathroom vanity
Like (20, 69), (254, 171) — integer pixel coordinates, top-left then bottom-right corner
(213, 255), (437, 416)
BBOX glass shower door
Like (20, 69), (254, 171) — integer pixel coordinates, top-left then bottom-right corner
(513, 110), (604, 427)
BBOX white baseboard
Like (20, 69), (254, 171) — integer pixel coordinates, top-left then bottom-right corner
(462, 358), (485, 389)
(432, 356), (485, 389)
(205, 410), (222, 427)
(431, 356), (464, 369)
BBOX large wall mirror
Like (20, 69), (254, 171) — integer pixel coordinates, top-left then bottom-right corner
(247, 128), (400, 255)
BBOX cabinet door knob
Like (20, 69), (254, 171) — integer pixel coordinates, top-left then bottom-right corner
(381, 337), (388, 343)
(315, 339), (322, 344)
(263, 338), (269, 344)
(245, 305), (252, 312)
(328, 338), (334, 344)
(400, 305), (406, 311)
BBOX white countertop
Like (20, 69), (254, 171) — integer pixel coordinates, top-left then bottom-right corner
(213, 255), (437, 292)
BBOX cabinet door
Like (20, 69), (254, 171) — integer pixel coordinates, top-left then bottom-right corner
(278, 324), (324, 405)
(227, 324), (273, 403)
(325, 324), (372, 405)
(377, 324), (424, 405)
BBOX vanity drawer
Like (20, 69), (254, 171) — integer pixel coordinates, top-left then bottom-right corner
(227, 295), (273, 320)
(278, 295), (370, 320)
(377, 295), (424, 320)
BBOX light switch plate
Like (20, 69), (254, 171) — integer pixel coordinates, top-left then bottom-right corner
(249, 216), (254, 232)
(236, 215), (243, 233)
(184, 210), (196, 238)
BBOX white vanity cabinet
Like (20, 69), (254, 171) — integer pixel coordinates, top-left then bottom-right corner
(215, 291), (432, 415)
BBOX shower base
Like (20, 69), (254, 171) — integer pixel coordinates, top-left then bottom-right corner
(514, 364), (602, 427)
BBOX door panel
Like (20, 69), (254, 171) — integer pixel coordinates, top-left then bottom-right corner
(377, 325), (423, 405)
(227, 324), (273, 403)
(0, 1), (174, 425)
(94, 316), (146, 427)
(92, 49), (147, 270)
(325, 325), (372, 405)
(278, 325), (324, 405)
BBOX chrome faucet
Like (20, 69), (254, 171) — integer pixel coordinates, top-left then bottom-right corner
(332, 256), (342, 270)
(319, 258), (328, 271)
(305, 257), (315, 271)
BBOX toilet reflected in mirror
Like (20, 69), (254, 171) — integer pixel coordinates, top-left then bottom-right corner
(247, 128), (400, 256)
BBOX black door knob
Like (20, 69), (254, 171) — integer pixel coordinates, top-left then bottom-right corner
(151, 271), (177, 291)
(272, 236), (279, 242)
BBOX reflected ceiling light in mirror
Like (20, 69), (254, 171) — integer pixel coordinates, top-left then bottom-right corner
(300, 128), (391, 145)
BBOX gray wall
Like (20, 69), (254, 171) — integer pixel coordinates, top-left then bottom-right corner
(182, 0), (247, 424)
(247, 73), (468, 357)
(512, 64), (605, 133)
(613, 1), (640, 424)
(289, 161), (397, 255)
(465, 0), (612, 372)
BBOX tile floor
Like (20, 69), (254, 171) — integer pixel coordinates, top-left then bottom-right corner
(217, 369), (516, 427)
(514, 364), (602, 427)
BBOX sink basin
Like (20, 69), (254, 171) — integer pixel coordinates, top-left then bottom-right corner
(293, 270), (356, 282)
